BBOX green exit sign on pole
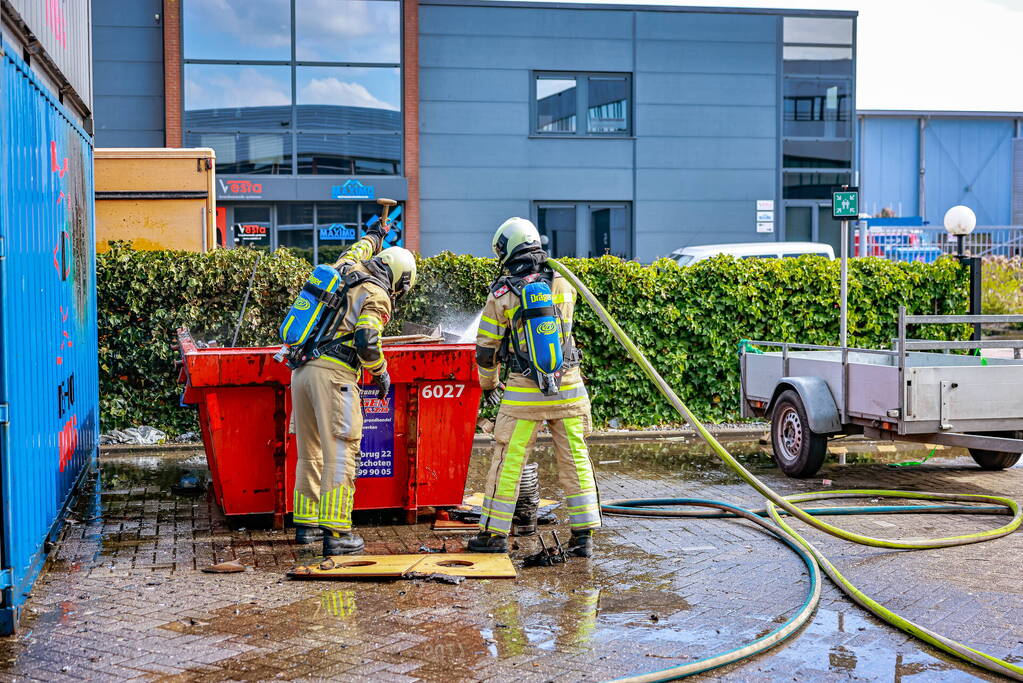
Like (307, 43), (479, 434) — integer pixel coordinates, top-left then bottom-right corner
(832, 187), (859, 219)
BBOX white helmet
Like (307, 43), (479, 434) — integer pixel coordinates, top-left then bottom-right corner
(376, 247), (417, 299)
(492, 217), (542, 266)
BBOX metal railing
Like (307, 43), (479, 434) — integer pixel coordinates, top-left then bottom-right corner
(855, 225), (1023, 261)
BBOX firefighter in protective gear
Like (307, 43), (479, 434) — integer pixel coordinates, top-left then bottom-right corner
(467, 217), (600, 557)
(290, 228), (417, 559)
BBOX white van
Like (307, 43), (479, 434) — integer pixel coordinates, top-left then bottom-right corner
(670, 242), (835, 266)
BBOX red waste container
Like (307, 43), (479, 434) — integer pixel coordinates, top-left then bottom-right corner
(177, 328), (482, 527)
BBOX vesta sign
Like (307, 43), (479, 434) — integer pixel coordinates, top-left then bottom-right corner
(219, 179), (263, 196)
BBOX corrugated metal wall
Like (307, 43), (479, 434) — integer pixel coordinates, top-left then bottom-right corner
(0, 39), (98, 635)
(7, 0), (92, 110)
(860, 114), (1020, 226)
(860, 117), (918, 217)
(924, 119), (1014, 226)
(1014, 138), (1023, 225)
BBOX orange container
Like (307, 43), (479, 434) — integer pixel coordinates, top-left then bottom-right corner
(177, 328), (481, 527)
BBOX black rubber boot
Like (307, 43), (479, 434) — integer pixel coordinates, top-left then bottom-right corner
(322, 531), (364, 556)
(512, 511), (538, 537)
(294, 526), (322, 545)
(467, 532), (508, 553)
(566, 530), (593, 558)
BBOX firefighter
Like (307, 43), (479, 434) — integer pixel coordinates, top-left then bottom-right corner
(468, 217), (600, 557)
(290, 227), (416, 560)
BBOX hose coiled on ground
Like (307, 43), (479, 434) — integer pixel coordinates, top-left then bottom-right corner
(547, 258), (1023, 682)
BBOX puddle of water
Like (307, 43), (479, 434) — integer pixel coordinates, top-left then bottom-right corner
(746, 606), (982, 682)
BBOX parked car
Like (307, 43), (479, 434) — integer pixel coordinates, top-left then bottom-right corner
(671, 242), (835, 266)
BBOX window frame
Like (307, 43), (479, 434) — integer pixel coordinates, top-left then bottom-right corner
(532, 201), (634, 259)
(181, 0), (403, 177)
(531, 71), (634, 138)
(780, 14), (856, 203)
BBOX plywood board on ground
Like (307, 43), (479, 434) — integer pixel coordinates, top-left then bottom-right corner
(287, 555), (418, 579)
(287, 553), (516, 580)
(412, 553), (516, 579)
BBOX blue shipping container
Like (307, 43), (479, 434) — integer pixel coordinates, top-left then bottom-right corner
(0, 40), (99, 635)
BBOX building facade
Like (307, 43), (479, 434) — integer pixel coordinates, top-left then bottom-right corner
(92, 0), (858, 262)
(858, 110), (1023, 227)
(93, 0), (416, 258)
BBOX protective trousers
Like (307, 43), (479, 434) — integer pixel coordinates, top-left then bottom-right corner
(479, 408), (601, 537)
(291, 359), (364, 532)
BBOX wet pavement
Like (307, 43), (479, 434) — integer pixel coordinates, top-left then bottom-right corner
(1, 437), (1021, 682)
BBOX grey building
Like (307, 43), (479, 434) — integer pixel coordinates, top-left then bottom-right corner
(418, 1), (857, 261)
(90, 0), (856, 261)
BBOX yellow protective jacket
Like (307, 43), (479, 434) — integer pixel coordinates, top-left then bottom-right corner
(316, 236), (392, 377)
(475, 269), (589, 420)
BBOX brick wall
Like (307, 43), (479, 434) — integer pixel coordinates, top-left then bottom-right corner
(403, 0), (420, 252)
(163, 0), (182, 147)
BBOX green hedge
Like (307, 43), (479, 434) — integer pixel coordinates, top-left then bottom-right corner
(98, 243), (307, 432)
(98, 244), (968, 433)
(982, 256), (1023, 323)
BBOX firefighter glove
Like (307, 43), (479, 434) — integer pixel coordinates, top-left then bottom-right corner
(483, 382), (505, 407)
(372, 371), (391, 400)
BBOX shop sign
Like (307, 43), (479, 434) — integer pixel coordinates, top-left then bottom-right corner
(332, 179), (375, 200)
(219, 179), (263, 197)
(319, 224), (357, 241)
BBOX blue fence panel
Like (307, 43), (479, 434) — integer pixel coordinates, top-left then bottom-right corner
(890, 247), (943, 264)
(0, 41), (98, 635)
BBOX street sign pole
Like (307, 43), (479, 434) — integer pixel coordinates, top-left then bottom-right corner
(832, 186), (859, 349)
(840, 219), (848, 349)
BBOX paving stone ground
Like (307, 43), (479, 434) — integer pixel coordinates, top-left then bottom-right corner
(1, 438), (1021, 682)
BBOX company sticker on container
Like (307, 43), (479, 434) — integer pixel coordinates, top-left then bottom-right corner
(358, 385), (395, 478)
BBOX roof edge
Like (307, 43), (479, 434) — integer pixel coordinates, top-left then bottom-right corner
(858, 109), (1023, 119)
(418, 0), (858, 18)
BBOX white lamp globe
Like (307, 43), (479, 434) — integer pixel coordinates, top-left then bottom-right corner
(943, 205), (977, 236)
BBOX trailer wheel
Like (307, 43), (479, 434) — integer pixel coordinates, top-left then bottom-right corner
(771, 390), (827, 478)
(968, 431), (1023, 470)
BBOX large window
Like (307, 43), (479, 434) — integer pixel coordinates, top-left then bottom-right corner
(225, 201), (401, 264)
(535, 202), (632, 259)
(183, 0), (402, 177)
(782, 17), (854, 199)
(534, 73), (632, 136)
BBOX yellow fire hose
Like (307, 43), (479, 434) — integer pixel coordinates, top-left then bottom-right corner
(546, 258), (1023, 682)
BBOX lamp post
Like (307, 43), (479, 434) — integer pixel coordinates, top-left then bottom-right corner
(943, 205), (981, 342)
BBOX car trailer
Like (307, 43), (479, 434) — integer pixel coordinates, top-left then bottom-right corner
(740, 309), (1023, 477)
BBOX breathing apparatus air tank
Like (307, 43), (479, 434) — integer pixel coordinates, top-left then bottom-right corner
(519, 280), (564, 395)
(274, 264), (345, 366)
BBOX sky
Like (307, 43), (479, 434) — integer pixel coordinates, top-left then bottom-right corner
(182, 0), (401, 112)
(542, 0), (1023, 113)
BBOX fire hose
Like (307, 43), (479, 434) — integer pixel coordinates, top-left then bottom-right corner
(546, 258), (1023, 682)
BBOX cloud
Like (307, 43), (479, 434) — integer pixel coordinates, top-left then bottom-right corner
(299, 77), (399, 110)
(186, 67), (290, 111)
(295, 0), (400, 62)
(186, 0), (291, 53)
